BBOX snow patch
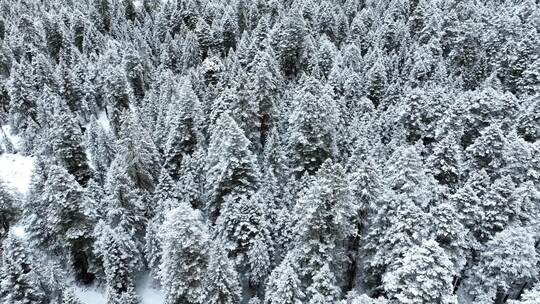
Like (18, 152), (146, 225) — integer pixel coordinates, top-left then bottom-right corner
(73, 275), (164, 304)
(1, 125), (22, 151)
(0, 153), (34, 194)
(140, 286), (164, 304)
(137, 275), (164, 304)
(11, 225), (27, 238)
(97, 111), (111, 133)
(73, 286), (107, 304)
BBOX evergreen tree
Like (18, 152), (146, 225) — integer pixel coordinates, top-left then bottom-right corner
(0, 179), (19, 240)
(6, 61), (37, 133)
(159, 203), (209, 304)
(116, 110), (160, 191)
(181, 31), (201, 71)
(103, 156), (147, 247)
(203, 239), (242, 304)
(231, 72), (263, 152)
(85, 119), (116, 184)
(247, 49), (281, 148)
(0, 233), (47, 304)
(103, 65), (130, 135)
(428, 133), (464, 188)
(466, 123), (507, 177)
(306, 263), (341, 304)
(163, 78), (200, 179)
(123, 0), (137, 22)
(364, 57), (387, 109)
(383, 239), (457, 304)
(467, 226), (539, 303)
(124, 46), (145, 100)
(95, 223), (142, 304)
(293, 160), (355, 287)
(288, 77), (338, 177)
(475, 176), (516, 241)
(204, 113), (259, 221)
(317, 35), (337, 78)
(273, 9), (306, 76)
(430, 201), (467, 272)
(264, 252), (305, 304)
(49, 104), (93, 186)
(220, 7), (238, 53)
(516, 98), (540, 143)
(24, 164), (96, 282)
(56, 60), (84, 114)
(93, 0), (112, 32)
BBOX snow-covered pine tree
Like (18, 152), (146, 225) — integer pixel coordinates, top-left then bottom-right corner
(293, 160), (355, 290)
(215, 190), (272, 297)
(0, 233), (47, 304)
(306, 263), (341, 304)
(103, 62), (130, 135)
(85, 119), (116, 184)
(115, 110), (160, 191)
(516, 97), (540, 143)
(273, 8), (306, 76)
(246, 49), (281, 148)
(103, 156), (147, 248)
(24, 163), (97, 283)
(159, 202), (209, 304)
(288, 76), (338, 177)
(508, 284), (540, 304)
(163, 78), (200, 179)
(264, 251), (305, 304)
(204, 113), (259, 221)
(428, 133), (464, 189)
(123, 46), (145, 100)
(467, 226), (539, 303)
(6, 61), (38, 134)
(203, 238), (242, 304)
(49, 102), (93, 186)
(383, 239), (457, 304)
(95, 222), (142, 304)
(0, 179), (19, 240)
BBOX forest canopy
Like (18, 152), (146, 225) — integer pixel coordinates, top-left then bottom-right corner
(0, 0), (539, 303)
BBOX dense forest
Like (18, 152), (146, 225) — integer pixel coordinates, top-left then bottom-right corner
(0, 0), (539, 303)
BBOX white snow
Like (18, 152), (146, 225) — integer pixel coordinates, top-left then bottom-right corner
(97, 111), (111, 133)
(73, 286), (107, 304)
(11, 225), (27, 238)
(140, 287), (164, 304)
(0, 125), (34, 194)
(0, 153), (34, 194)
(1, 125), (22, 150)
(137, 275), (164, 304)
(73, 274), (164, 304)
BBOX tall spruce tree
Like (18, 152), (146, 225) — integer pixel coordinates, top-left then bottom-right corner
(204, 113), (259, 221)
(159, 203), (209, 304)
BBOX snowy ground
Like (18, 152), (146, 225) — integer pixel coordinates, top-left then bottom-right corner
(73, 274), (164, 304)
(0, 125), (34, 194)
(73, 287), (106, 304)
(0, 153), (34, 193)
(96, 110), (111, 133)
